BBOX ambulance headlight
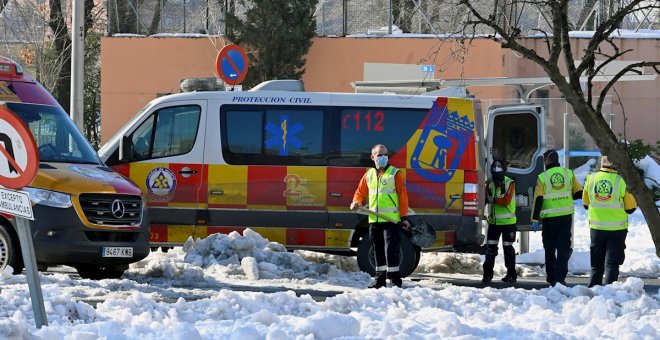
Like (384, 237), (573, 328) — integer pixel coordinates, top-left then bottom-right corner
(23, 188), (72, 208)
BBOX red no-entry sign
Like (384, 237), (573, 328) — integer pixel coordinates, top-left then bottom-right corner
(0, 106), (39, 189)
(216, 44), (249, 85)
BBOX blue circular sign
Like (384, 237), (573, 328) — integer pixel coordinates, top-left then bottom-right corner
(216, 44), (248, 85)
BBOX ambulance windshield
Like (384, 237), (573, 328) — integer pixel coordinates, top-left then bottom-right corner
(6, 102), (100, 164)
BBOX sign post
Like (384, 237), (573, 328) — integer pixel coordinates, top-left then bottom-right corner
(0, 107), (45, 328)
(216, 44), (249, 90)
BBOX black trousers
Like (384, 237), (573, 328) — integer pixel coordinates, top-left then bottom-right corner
(589, 229), (627, 287)
(541, 214), (573, 284)
(483, 223), (517, 277)
(370, 222), (401, 281)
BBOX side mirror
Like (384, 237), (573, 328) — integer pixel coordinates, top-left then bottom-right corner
(119, 135), (132, 162)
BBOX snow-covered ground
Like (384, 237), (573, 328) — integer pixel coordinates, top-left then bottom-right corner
(1, 156), (659, 338)
(1, 207), (658, 338)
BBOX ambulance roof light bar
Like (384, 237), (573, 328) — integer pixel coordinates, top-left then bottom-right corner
(0, 56), (24, 76)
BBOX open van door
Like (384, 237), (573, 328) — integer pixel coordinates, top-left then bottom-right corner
(486, 104), (545, 229)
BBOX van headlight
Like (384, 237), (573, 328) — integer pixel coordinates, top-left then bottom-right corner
(23, 187), (72, 208)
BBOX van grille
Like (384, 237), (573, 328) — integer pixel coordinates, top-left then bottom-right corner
(78, 194), (142, 226)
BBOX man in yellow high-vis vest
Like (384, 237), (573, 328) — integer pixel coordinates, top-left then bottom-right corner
(482, 159), (518, 284)
(531, 149), (583, 286)
(583, 156), (637, 287)
(351, 144), (411, 288)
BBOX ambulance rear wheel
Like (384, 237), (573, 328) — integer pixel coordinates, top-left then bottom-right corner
(357, 231), (416, 278)
(0, 225), (23, 274)
(413, 245), (422, 271)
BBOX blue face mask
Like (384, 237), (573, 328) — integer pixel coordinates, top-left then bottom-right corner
(375, 155), (388, 169)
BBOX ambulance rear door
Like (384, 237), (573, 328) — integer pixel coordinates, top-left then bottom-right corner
(486, 104), (545, 229)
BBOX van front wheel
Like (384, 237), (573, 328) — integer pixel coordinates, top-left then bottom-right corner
(0, 225), (23, 274)
(76, 264), (127, 280)
(357, 231), (417, 278)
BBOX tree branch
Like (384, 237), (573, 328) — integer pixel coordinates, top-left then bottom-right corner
(576, 0), (646, 77)
(548, 0), (566, 65)
(459, 0), (549, 67)
(597, 61), (660, 113)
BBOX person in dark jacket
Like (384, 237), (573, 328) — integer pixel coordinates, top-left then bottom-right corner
(530, 149), (583, 286)
(482, 159), (518, 284)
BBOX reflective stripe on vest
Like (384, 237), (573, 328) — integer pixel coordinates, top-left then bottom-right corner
(586, 172), (628, 230)
(488, 176), (517, 225)
(539, 167), (574, 218)
(367, 166), (401, 223)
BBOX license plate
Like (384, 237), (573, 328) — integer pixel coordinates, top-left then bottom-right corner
(102, 247), (133, 258)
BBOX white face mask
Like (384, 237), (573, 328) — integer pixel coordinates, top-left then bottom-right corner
(375, 155), (388, 169)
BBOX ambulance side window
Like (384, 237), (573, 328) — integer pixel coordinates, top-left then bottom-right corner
(129, 105), (200, 161)
(225, 110), (263, 155)
(130, 115), (154, 161)
(222, 105), (325, 165)
(330, 107), (427, 166)
(152, 106), (200, 158)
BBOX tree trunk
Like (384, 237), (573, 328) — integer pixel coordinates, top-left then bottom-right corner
(149, 0), (167, 35)
(0, 0), (9, 14)
(108, 0), (139, 34)
(565, 94), (660, 258)
(49, 0), (72, 112)
(577, 0), (598, 30)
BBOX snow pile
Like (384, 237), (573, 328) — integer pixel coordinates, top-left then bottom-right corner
(518, 209), (660, 278)
(129, 229), (362, 282)
(636, 155), (660, 190)
(572, 158), (597, 186)
(297, 250), (361, 272)
(415, 252), (482, 274)
(182, 229), (335, 280)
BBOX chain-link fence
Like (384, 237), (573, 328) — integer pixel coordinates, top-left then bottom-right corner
(100, 0), (658, 36)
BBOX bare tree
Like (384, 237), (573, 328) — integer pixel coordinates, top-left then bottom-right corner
(0, 0), (9, 15)
(0, 0), (104, 143)
(450, 0), (660, 256)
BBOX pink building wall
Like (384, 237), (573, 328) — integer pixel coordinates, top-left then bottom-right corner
(100, 36), (658, 144)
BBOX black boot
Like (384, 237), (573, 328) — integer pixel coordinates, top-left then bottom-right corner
(388, 272), (403, 288)
(368, 272), (386, 289)
(501, 273), (517, 283)
(482, 253), (495, 284)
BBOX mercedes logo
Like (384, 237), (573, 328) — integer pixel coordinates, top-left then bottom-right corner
(111, 199), (125, 219)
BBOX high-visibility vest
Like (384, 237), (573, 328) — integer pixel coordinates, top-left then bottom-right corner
(367, 166), (401, 223)
(585, 171), (628, 230)
(538, 167), (574, 218)
(488, 176), (517, 225)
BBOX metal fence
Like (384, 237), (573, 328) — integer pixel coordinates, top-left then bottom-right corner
(0, 0), (656, 38)
(103, 0), (658, 36)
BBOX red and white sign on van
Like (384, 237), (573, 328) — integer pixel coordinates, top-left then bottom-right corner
(0, 106), (39, 189)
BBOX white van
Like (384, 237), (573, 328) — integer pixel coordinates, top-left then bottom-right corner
(99, 79), (547, 276)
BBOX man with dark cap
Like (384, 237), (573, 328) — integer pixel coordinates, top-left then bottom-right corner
(482, 159), (518, 284)
(531, 149), (583, 286)
(583, 156), (637, 287)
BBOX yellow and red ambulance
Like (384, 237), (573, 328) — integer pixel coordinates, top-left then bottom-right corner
(99, 79), (548, 276)
(0, 56), (150, 279)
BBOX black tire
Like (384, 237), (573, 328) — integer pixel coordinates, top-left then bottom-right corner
(0, 225), (23, 274)
(76, 264), (127, 280)
(357, 231), (417, 278)
(413, 245), (422, 272)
